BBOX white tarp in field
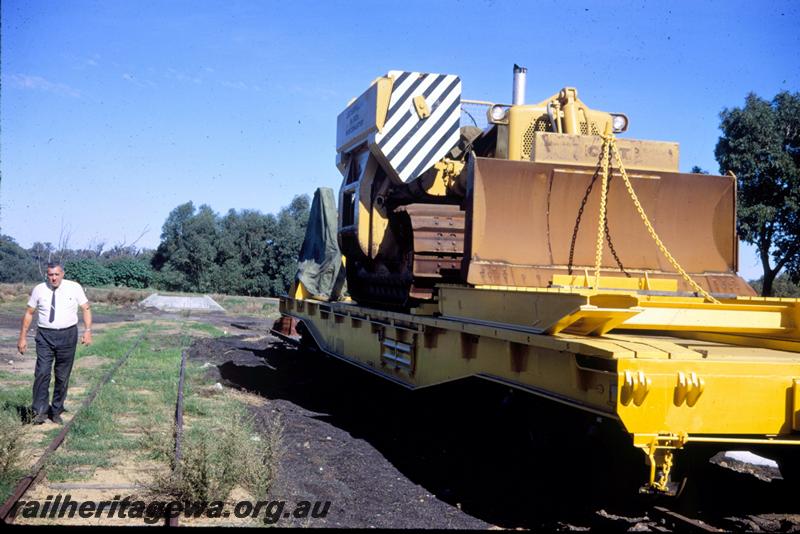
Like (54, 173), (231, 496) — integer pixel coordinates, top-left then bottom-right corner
(139, 293), (225, 312)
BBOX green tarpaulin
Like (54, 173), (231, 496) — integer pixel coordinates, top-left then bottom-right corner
(295, 187), (347, 300)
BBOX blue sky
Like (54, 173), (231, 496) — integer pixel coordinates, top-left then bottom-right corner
(1, 0), (798, 280)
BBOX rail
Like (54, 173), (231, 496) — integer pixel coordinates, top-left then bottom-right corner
(0, 327), (149, 524)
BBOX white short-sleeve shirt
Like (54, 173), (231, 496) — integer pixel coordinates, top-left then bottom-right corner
(27, 279), (88, 329)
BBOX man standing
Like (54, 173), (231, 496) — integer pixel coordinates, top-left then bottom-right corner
(17, 262), (92, 424)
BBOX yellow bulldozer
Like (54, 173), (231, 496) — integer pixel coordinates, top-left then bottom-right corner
(334, 65), (750, 306)
(276, 65), (800, 493)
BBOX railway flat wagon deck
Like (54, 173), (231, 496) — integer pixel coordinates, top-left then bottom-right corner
(278, 287), (800, 492)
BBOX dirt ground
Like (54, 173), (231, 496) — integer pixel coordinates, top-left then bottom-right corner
(189, 330), (800, 531)
(189, 332), (489, 529)
(4, 304), (799, 529)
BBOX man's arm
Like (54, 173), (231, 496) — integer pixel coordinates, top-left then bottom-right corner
(80, 302), (93, 345)
(18, 307), (35, 354)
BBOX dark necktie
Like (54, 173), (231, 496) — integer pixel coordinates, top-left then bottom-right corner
(49, 288), (56, 323)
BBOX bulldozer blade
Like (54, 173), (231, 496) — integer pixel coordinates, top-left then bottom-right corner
(462, 157), (753, 296)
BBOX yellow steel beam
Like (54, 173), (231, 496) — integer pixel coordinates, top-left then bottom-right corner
(438, 285), (642, 336)
(281, 292), (800, 494)
(622, 296), (799, 337)
(794, 379), (800, 431)
(281, 296), (624, 414)
(616, 357), (800, 435)
(449, 285), (800, 341)
(281, 295), (800, 442)
(632, 433), (800, 448)
(551, 273), (678, 292)
(667, 331), (800, 354)
(544, 306), (640, 336)
(684, 436), (800, 445)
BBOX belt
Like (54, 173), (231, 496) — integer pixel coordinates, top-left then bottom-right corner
(38, 324), (78, 331)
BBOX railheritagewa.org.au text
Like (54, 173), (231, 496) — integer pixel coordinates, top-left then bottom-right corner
(10, 494), (331, 524)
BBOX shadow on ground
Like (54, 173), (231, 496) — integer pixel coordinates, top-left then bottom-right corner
(3, 402), (34, 424)
(191, 334), (799, 529)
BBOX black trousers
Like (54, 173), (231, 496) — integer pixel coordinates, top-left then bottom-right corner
(33, 325), (78, 416)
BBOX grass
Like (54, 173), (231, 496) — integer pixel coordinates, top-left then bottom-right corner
(0, 283), (33, 305)
(0, 282), (282, 513)
(211, 294), (280, 317)
(186, 321), (224, 337)
(43, 325), (159, 483)
(0, 322), (157, 500)
(25, 317), (284, 517)
(0, 371), (31, 382)
(143, 351), (283, 504)
(0, 385), (35, 422)
(0, 409), (28, 499)
(147, 411), (282, 503)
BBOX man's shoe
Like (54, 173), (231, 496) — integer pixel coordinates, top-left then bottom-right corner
(50, 413), (64, 425)
(33, 413), (48, 425)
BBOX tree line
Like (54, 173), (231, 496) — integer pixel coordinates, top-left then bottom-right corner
(0, 195), (309, 297)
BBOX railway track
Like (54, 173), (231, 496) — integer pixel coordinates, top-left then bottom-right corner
(650, 506), (723, 532)
(0, 322), (191, 527)
(166, 347), (188, 527)
(587, 505), (724, 532)
(0, 328), (149, 524)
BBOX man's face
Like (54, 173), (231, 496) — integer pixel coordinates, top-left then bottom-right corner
(47, 267), (64, 288)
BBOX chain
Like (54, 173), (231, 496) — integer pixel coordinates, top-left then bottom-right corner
(568, 157), (629, 278)
(567, 167), (600, 275)
(654, 450), (674, 492)
(603, 134), (720, 304)
(603, 167), (630, 277)
(593, 133), (611, 288)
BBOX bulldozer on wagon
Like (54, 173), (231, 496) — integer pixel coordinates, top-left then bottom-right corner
(275, 65), (800, 492)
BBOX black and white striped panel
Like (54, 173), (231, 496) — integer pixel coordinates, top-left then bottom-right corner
(375, 71), (461, 182)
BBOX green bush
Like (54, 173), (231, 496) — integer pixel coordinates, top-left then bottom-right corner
(65, 259), (114, 287)
(749, 273), (800, 297)
(107, 258), (153, 289)
(152, 267), (188, 292)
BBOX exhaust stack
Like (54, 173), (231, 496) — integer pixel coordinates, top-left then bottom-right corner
(512, 64), (527, 105)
